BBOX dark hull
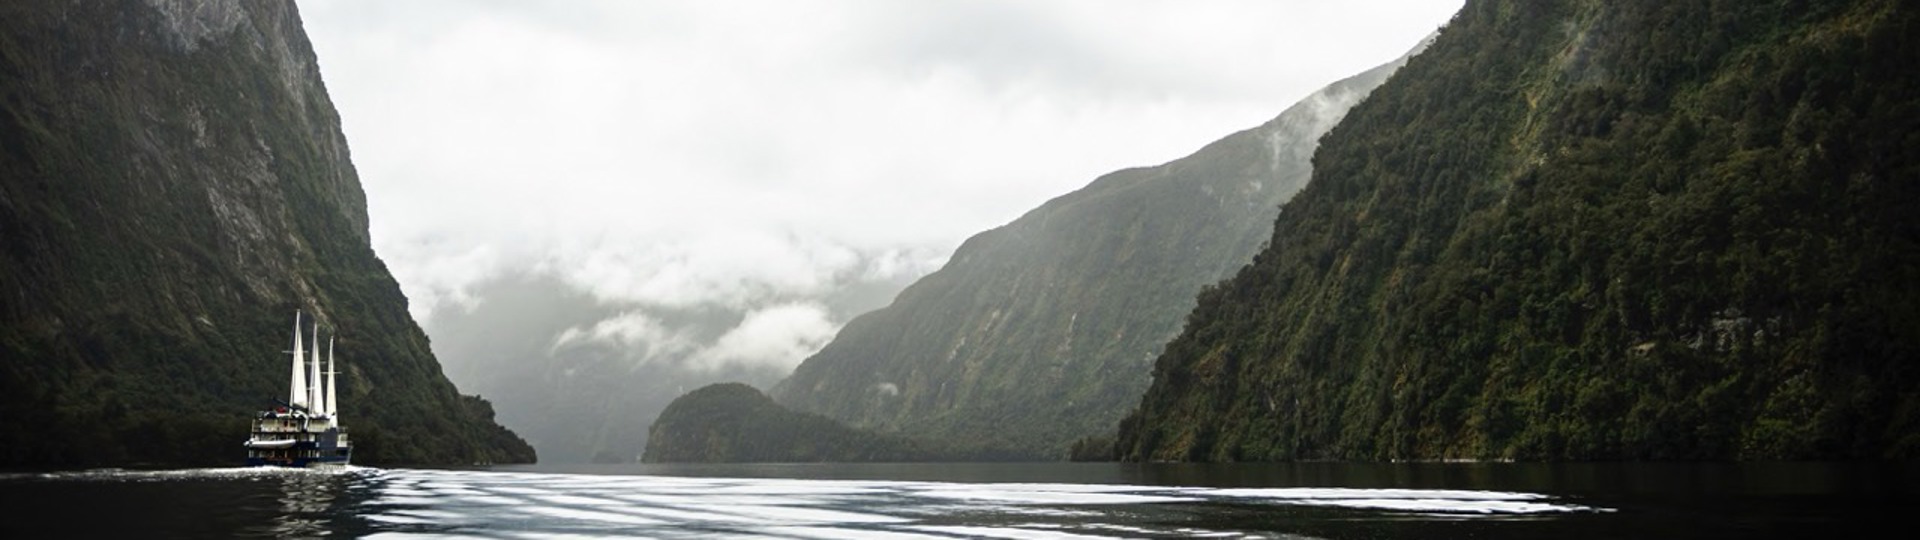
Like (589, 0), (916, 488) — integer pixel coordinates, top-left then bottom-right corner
(245, 453), (351, 468)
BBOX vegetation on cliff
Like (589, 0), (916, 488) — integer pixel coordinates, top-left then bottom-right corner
(644, 383), (993, 463)
(0, 0), (533, 467)
(770, 52), (1419, 459)
(1119, 0), (1919, 461)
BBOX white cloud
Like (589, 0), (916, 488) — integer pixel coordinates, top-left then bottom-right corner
(297, 0), (1463, 329)
(546, 302), (838, 373)
(693, 303), (840, 372)
(551, 311), (694, 363)
(555, 231), (862, 310)
(298, 0), (1465, 462)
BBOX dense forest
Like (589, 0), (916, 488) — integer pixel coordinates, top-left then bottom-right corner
(768, 51), (1419, 459)
(644, 383), (1022, 463)
(1119, 0), (1918, 461)
(0, 0), (533, 466)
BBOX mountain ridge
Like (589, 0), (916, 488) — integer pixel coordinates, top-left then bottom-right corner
(1117, 0), (1918, 461)
(0, 0), (533, 467)
(758, 43), (1430, 458)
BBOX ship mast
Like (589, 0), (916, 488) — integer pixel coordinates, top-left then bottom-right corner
(290, 311), (307, 409)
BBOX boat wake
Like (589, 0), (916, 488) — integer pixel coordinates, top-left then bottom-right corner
(7, 465), (374, 483)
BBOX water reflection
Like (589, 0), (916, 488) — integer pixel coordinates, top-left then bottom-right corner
(1, 462), (1908, 539)
(254, 470), (340, 537)
(346, 468), (1603, 538)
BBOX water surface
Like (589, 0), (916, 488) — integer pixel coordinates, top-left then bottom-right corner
(1, 462), (1907, 538)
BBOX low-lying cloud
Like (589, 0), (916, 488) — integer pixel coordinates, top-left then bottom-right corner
(301, 0), (1462, 334)
(550, 302), (838, 373)
(692, 303), (838, 372)
(297, 0), (1464, 461)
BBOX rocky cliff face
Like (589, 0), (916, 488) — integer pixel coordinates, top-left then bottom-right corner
(1119, 0), (1918, 461)
(768, 49), (1424, 458)
(0, 0), (532, 466)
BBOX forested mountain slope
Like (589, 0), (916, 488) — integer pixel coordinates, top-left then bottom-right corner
(0, 0), (533, 466)
(644, 383), (955, 463)
(1119, 0), (1918, 461)
(770, 50), (1423, 458)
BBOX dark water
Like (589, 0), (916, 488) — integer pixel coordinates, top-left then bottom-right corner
(1, 462), (1910, 538)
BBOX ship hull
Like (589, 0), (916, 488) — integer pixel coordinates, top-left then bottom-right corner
(245, 415), (351, 468)
(245, 454), (350, 468)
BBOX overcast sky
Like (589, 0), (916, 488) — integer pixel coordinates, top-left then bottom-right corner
(298, 0), (1462, 373)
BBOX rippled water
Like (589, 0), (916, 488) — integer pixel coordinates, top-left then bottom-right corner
(0, 462), (1907, 538)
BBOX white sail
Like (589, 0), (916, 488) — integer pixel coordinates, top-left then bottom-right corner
(290, 312), (307, 409)
(310, 322), (324, 415)
(325, 337), (338, 421)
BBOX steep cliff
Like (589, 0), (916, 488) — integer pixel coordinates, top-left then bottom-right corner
(0, 0), (533, 466)
(1119, 0), (1918, 461)
(770, 49), (1423, 458)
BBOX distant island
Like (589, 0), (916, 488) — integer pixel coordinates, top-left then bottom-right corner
(644, 383), (1025, 463)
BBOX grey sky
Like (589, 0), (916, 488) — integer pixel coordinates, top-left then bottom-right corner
(298, 0), (1462, 374)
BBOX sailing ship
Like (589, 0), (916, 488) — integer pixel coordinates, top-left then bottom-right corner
(244, 311), (351, 467)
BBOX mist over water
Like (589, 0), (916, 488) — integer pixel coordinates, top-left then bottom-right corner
(3, 462), (1907, 538)
(297, 0), (1467, 467)
(420, 272), (924, 463)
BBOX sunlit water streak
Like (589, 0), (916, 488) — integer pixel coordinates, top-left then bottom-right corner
(4, 466), (1606, 538)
